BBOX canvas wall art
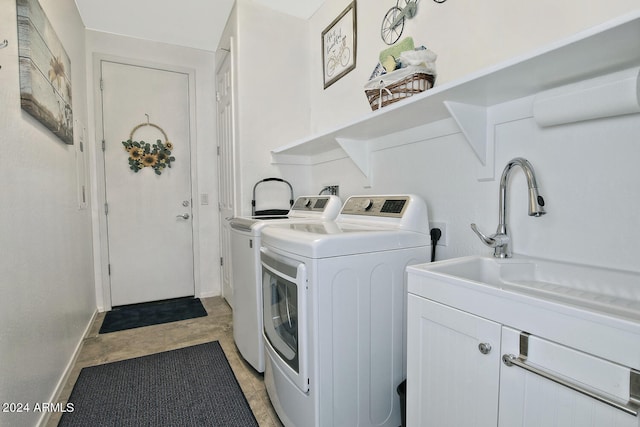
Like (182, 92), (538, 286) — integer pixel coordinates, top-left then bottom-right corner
(17, 0), (73, 144)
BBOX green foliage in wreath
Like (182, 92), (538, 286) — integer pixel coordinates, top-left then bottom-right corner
(122, 139), (175, 175)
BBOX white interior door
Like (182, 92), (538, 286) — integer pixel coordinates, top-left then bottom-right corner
(100, 60), (194, 306)
(216, 51), (235, 307)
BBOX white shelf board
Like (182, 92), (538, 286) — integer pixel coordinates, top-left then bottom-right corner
(271, 11), (640, 173)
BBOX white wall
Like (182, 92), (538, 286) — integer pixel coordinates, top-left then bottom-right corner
(275, 1), (640, 273)
(223, 0), (311, 215)
(307, 109), (640, 270)
(0, 0), (95, 425)
(307, 0), (640, 133)
(85, 31), (220, 306)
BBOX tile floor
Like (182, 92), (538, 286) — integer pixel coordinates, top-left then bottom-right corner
(47, 297), (283, 427)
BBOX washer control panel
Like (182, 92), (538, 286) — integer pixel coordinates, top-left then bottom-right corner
(340, 196), (409, 218)
(291, 196), (332, 212)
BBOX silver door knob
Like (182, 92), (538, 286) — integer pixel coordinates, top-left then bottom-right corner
(478, 343), (492, 354)
(176, 213), (190, 220)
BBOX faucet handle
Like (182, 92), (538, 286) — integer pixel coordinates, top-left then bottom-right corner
(470, 223), (508, 248)
(471, 223), (495, 247)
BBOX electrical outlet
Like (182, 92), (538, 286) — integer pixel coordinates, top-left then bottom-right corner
(323, 185), (339, 196)
(429, 221), (448, 246)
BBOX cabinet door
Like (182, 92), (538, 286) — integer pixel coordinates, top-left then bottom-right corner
(499, 327), (638, 427)
(407, 295), (501, 427)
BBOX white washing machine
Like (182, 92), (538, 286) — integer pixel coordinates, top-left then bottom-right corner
(260, 195), (431, 427)
(229, 195), (341, 372)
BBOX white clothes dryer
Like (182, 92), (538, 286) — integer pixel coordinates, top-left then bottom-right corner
(229, 195), (341, 372)
(260, 195), (431, 427)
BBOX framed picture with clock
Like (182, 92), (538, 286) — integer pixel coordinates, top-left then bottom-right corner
(322, 1), (357, 89)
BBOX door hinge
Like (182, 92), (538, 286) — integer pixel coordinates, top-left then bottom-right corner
(100, 78), (104, 91)
(249, 239), (253, 249)
(216, 92), (221, 102)
(108, 263), (111, 275)
(104, 202), (109, 215)
(217, 146), (220, 156)
(220, 257), (224, 266)
(102, 139), (106, 151)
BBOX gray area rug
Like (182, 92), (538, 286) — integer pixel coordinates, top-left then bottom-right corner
(59, 341), (258, 427)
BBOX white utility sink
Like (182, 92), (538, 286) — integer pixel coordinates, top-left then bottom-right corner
(415, 255), (640, 321)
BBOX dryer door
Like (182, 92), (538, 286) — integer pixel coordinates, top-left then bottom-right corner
(261, 247), (309, 393)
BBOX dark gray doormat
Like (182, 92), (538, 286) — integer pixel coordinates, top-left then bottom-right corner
(99, 297), (208, 334)
(59, 341), (259, 427)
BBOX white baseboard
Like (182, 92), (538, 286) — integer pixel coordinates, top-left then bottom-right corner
(198, 290), (219, 299)
(37, 309), (98, 427)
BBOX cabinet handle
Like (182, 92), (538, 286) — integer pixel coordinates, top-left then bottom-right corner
(502, 354), (639, 417)
(478, 343), (492, 354)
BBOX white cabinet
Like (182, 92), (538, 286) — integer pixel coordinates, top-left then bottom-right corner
(406, 296), (501, 427)
(407, 291), (640, 427)
(499, 327), (638, 427)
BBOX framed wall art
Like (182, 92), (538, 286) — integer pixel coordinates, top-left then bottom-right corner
(17, 0), (73, 144)
(322, 1), (357, 89)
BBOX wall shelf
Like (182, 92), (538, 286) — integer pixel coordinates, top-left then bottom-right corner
(271, 11), (640, 181)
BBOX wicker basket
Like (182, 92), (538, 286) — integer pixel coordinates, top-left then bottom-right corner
(365, 71), (435, 111)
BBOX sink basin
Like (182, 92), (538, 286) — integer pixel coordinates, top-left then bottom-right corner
(414, 255), (640, 320)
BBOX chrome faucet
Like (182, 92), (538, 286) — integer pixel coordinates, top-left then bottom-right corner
(471, 157), (546, 258)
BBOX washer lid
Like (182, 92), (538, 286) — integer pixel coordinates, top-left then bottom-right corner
(229, 215), (289, 232)
(261, 194), (430, 258)
(261, 221), (430, 258)
(229, 195), (342, 233)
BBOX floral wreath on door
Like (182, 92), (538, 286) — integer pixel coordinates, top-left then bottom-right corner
(122, 121), (175, 175)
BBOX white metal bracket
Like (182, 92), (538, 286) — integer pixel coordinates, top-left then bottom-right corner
(444, 101), (487, 165)
(444, 101), (494, 181)
(336, 137), (371, 182)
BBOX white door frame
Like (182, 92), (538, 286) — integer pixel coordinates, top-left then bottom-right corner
(215, 47), (237, 307)
(92, 54), (201, 311)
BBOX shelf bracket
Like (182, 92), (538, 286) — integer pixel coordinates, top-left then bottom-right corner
(335, 137), (371, 181)
(444, 101), (488, 165)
